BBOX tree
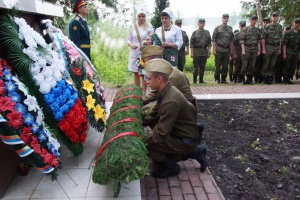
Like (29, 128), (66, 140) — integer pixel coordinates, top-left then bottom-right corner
(150, 0), (170, 29)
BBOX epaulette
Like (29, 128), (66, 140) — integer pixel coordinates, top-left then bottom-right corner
(75, 16), (80, 21)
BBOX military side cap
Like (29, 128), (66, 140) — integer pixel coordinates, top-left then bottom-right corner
(272, 12), (279, 16)
(198, 18), (205, 22)
(250, 15), (258, 20)
(234, 29), (239, 33)
(294, 18), (300, 23)
(239, 21), (246, 26)
(263, 18), (270, 22)
(142, 46), (163, 58)
(175, 19), (182, 24)
(145, 58), (173, 75)
(73, 0), (87, 13)
(222, 13), (229, 18)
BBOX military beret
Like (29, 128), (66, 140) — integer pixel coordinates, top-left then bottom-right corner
(198, 18), (206, 22)
(145, 58), (173, 75)
(234, 29), (239, 33)
(294, 18), (300, 23)
(250, 15), (258, 20)
(73, 0), (87, 13)
(272, 12), (279, 16)
(222, 13), (229, 18)
(239, 21), (246, 26)
(175, 19), (182, 24)
(141, 46), (163, 59)
(263, 18), (270, 22)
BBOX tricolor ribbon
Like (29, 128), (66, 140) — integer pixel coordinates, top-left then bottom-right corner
(37, 164), (54, 173)
(0, 135), (24, 145)
(16, 146), (34, 157)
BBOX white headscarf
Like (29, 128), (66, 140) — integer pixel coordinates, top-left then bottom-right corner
(162, 7), (173, 19)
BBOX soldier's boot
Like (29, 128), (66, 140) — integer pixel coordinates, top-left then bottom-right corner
(241, 75), (246, 84)
(237, 74), (242, 83)
(254, 77), (258, 84)
(261, 76), (267, 84)
(152, 156), (181, 178)
(182, 144), (208, 172)
(275, 76), (283, 84)
(193, 76), (197, 84)
(246, 75), (253, 84)
(215, 74), (220, 84)
(283, 76), (288, 84)
(229, 74), (233, 82)
(233, 75), (238, 83)
(296, 74), (299, 80)
(197, 123), (204, 144)
(267, 76), (273, 85)
(199, 76), (204, 83)
(287, 75), (293, 84)
(220, 75), (228, 84)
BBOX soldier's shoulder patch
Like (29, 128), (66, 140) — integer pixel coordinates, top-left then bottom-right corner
(73, 26), (77, 30)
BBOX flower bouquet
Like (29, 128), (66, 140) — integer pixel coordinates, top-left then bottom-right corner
(92, 85), (149, 198)
(0, 59), (61, 178)
(136, 33), (162, 80)
(0, 14), (88, 156)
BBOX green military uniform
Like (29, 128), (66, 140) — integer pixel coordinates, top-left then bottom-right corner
(254, 28), (264, 83)
(143, 68), (194, 126)
(261, 22), (283, 82)
(212, 18), (234, 83)
(146, 82), (198, 161)
(190, 19), (211, 83)
(69, 14), (91, 59)
(282, 20), (300, 83)
(178, 30), (189, 72)
(240, 18), (261, 83)
(232, 27), (243, 83)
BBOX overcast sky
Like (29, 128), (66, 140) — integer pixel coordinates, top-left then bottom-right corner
(144, 0), (243, 18)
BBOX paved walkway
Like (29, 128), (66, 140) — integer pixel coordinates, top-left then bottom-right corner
(104, 84), (300, 200)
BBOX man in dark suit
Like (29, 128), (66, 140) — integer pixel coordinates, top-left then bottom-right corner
(69, 0), (91, 59)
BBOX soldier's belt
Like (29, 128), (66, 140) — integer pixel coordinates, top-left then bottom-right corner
(287, 45), (299, 50)
(80, 44), (91, 48)
(266, 42), (279, 46)
(245, 43), (258, 47)
(193, 45), (208, 48)
(217, 43), (230, 48)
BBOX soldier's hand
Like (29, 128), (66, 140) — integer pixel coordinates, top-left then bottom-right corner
(257, 51), (261, 56)
(242, 50), (245, 56)
(213, 50), (217, 55)
(262, 49), (266, 55)
(278, 49), (281, 55)
(283, 54), (287, 60)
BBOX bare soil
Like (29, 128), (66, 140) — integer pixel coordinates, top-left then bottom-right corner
(198, 99), (300, 200)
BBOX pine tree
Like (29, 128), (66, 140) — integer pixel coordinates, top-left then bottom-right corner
(151, 0), (170, 29)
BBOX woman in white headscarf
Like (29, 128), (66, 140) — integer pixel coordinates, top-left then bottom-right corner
(126, 5), (154, 94)
(155, 7), (183, 66)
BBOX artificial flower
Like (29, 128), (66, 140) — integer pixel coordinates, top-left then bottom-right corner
(0, 80), (5, 95)
(14, 103), (26, 115)
(23, 113), (34, 126)
(94, 104), (105, 121)
(73, 67), (82, 76)
(7, 110), (23, 129)
(5, 81), (15, 92)
(24, 95), (39, 112)
(31, 122), (39, 134)
(82, 80), (94, 94)
(3, 69), (12, 81)
(0, 96), (15, 111)
(36, 110), (44, 125)
(8, 91), (21, 102)
(39, 82), (52, 94)
(12, 77), (28, 96)
(20, 126), (32, 143)
(86, 94), (95, 110)
(38, 130), (47, 142)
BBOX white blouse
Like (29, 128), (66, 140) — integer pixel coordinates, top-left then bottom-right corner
(155, 25), (183, 50)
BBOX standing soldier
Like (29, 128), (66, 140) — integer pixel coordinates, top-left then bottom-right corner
(175, 19), (189, 72)
(282, 18), (300, 84)
(240, 15), (261, 84)
(232, 21), (246, 83)
(212, 13), (234, 84)
(190, 18), (211, 83)
(261, 13), (283, 84)
(254, 17), (270, 83)
(69, 0), (91, 60)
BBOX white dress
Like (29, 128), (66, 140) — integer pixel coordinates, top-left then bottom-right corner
(155, 25), (183, 50)
(126, 22), (154, 72)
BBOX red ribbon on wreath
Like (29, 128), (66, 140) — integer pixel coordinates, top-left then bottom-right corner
(106, 117), (139, 132)
(109, 105), (139, 118)
(112, 95), (141, 106)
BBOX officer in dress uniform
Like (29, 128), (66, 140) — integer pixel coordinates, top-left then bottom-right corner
(69, 0), (91, 59)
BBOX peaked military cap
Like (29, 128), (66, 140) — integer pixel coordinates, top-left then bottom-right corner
(73, 0), (87, 13)
(145, 58), (173, 75)
(294, 18), (300, 23)
(175, 19), (182, 24)
(239, 21), (246, 26)
(222, 13), (229, 18)
(263, 18), (270, 22)
(142, 46), (163, 59)
(250, 15), (258, 20)
(198, 18), (206, 22)
(272, 12), (279, 16)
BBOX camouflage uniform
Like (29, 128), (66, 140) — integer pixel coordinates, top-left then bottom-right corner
(261, 22), (283, 83)
(190, 20), (211, 83)
(240, 19), (261, 84)
(178, 30), (189, 72)
(212, 22), (234, 83)
(282, 20), (300, 83)
(232, 27), (243, 83)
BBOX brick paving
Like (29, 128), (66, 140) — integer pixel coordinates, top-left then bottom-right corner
(104, 84), (300, 200)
